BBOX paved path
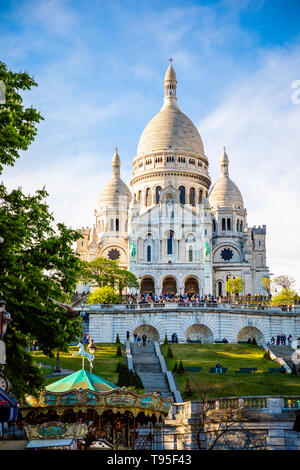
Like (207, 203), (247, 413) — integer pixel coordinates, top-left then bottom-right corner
(131, 342), (173, 399)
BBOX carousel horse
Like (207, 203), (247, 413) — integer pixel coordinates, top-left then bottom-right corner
(72, 342), (95, 368)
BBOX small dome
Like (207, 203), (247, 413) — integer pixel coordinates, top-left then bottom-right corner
(164, 63), (177, 82)
(98, 149), (132, 209)
(209, 148), (244, 209)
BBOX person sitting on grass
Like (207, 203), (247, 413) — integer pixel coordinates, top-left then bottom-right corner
(215, 363), (223, 373)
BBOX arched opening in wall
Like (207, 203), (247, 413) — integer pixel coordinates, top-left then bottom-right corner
(189, 187), (195, 206)
(188, 246), (193, 262)
(155, 186), (162, 204)
(184, 277), (199, 294)
(184, 324), (214, 343)
(167, 230), (174, 255)
(140, 277), (155, 295)
(132, 325), (160, 342)
(179, 186), (186, 204)
(222, 218), (226, 231)
(198, 189), (203, 204)
(116, 218), (119, 232)
(145, 188), (152, 207)
(227, 218), (231, 231)
(212, 219), (216, 232)
(217, 280), (223, 297)
(162, 277), (177, 296)
(237, 327), (264, 345)
(138, 190), (142, 204)
(110, 219), (114, 231)
(146, 245), (151, 262)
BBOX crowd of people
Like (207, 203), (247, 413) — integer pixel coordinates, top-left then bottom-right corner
(269, 334), (293, 346)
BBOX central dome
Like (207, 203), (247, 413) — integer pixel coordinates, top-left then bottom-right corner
(136, 63), (205, 158)
(136, 104), (205, 156)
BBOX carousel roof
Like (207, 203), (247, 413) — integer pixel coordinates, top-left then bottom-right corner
(45, 369), (120, 393)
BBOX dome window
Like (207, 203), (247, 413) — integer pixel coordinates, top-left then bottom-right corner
(189, 187), (195, 206)
(147, 245), (152, 262)
(179, 186), (186, 204)
(155, 186), (162, 204)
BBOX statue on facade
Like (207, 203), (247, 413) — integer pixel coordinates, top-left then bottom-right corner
(129, 241), (136, 258)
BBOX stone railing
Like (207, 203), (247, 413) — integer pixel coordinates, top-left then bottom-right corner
(169, 396), (300, 419)
(77, 302), (300, 315)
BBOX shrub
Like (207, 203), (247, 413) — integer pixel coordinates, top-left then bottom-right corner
(164, 334), (168, 345)
(117, 364), (144, 391)
(184, 377), (193, 397)
(115, 361), (122, 373)
(252, 337), (257, 346)
(116, 345), (123, 357)
(167, 347), (174, 359)
(172, 362), (178, 373)
(116, 333), (121, 344)
(178, 360), (185, 374)
(86, 286), (121, 305)
(263, 349), (271, 360)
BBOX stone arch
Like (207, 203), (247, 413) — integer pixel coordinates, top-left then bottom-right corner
(184, 277), (199, 294)
(237, 326), (264, 344)
(184, 324), (214, 342)
(132, 325), (160, 342)
(140, 276), (155, 295)
(162, 276), (177, 295)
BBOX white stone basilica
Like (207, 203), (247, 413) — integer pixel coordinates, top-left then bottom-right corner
(77, 62), (269, 297)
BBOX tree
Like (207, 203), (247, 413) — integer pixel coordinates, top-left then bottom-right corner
(167, 347), (174, 359)
(0, 185), (83, 398)
(226, 277), (245, 297)
(261, 277), (271, 297)
(0, 63), (83, 398)
(79, 257), (139, 294)
(272, 289), (298, 306)
(0, 62), (44, 172)
(178, 360), (185, 374)
(273, 275), (296, 291)
(86, 286), (121, 305)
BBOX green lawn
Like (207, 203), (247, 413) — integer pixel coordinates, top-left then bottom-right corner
(161, 343), (300, 400)
(31, 343), (123, 387)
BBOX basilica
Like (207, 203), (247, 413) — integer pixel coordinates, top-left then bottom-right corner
(76, 62), (269, 297)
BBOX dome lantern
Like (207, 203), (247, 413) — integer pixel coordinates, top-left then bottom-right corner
(164, 57), (177, 106)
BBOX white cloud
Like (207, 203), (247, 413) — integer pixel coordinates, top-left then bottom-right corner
(199, 45), (300, 290)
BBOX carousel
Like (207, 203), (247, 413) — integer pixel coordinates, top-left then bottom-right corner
(19, 344), (172, 450)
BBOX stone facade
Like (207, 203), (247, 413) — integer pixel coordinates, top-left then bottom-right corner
(81, 304), (300, 345)
(76, 63), (269, 296)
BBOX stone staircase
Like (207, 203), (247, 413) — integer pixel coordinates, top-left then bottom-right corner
(269, 345), (299, 371)
(131, 342), (173, 400)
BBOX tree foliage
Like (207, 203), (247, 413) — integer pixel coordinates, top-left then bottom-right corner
(272, 288), (298, 306)
(80, 257), (139, 294)
(86, 286), (121, 305)
(0, 185), (83, 398)
(0, 63), (83, 398)
(226, 277), (245, 295)
(273, 275), (296, 291)
(261, 277), (271, 296)
(0, 62), (44, 172)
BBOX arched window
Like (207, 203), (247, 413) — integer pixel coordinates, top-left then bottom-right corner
(110, 219), (114, 231)
(198, 189), (203, 204)
(116, 218), (119, 232)
(179, 186), (186, 204)
(147, 245), (151, 262)
(213, 219), (216, 232)
(217, 281), (223, 297)
(222, 218), (226, 231)
(138, 190), (142, 203)
(167, 231), (174, 255)
(145, 188), (151, 206)
(240, 220), (243, 232)
(189, 187), (195, 206)
(227, 218), (231, 231)
(236, 220), (239, 232)
(155, 186), (162, 204)
(189, 246), (193, 262)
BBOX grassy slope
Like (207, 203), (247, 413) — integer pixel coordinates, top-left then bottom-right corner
(161, 343), (300, 400)
(31, 343), (123, 386)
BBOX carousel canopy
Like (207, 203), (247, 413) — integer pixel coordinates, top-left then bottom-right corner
(45, 369), (120, 393)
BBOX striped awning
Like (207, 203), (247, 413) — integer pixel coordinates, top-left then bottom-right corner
(0, 388), (18, 421)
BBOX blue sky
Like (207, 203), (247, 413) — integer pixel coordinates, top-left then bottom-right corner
(1, 0), (300, 289)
